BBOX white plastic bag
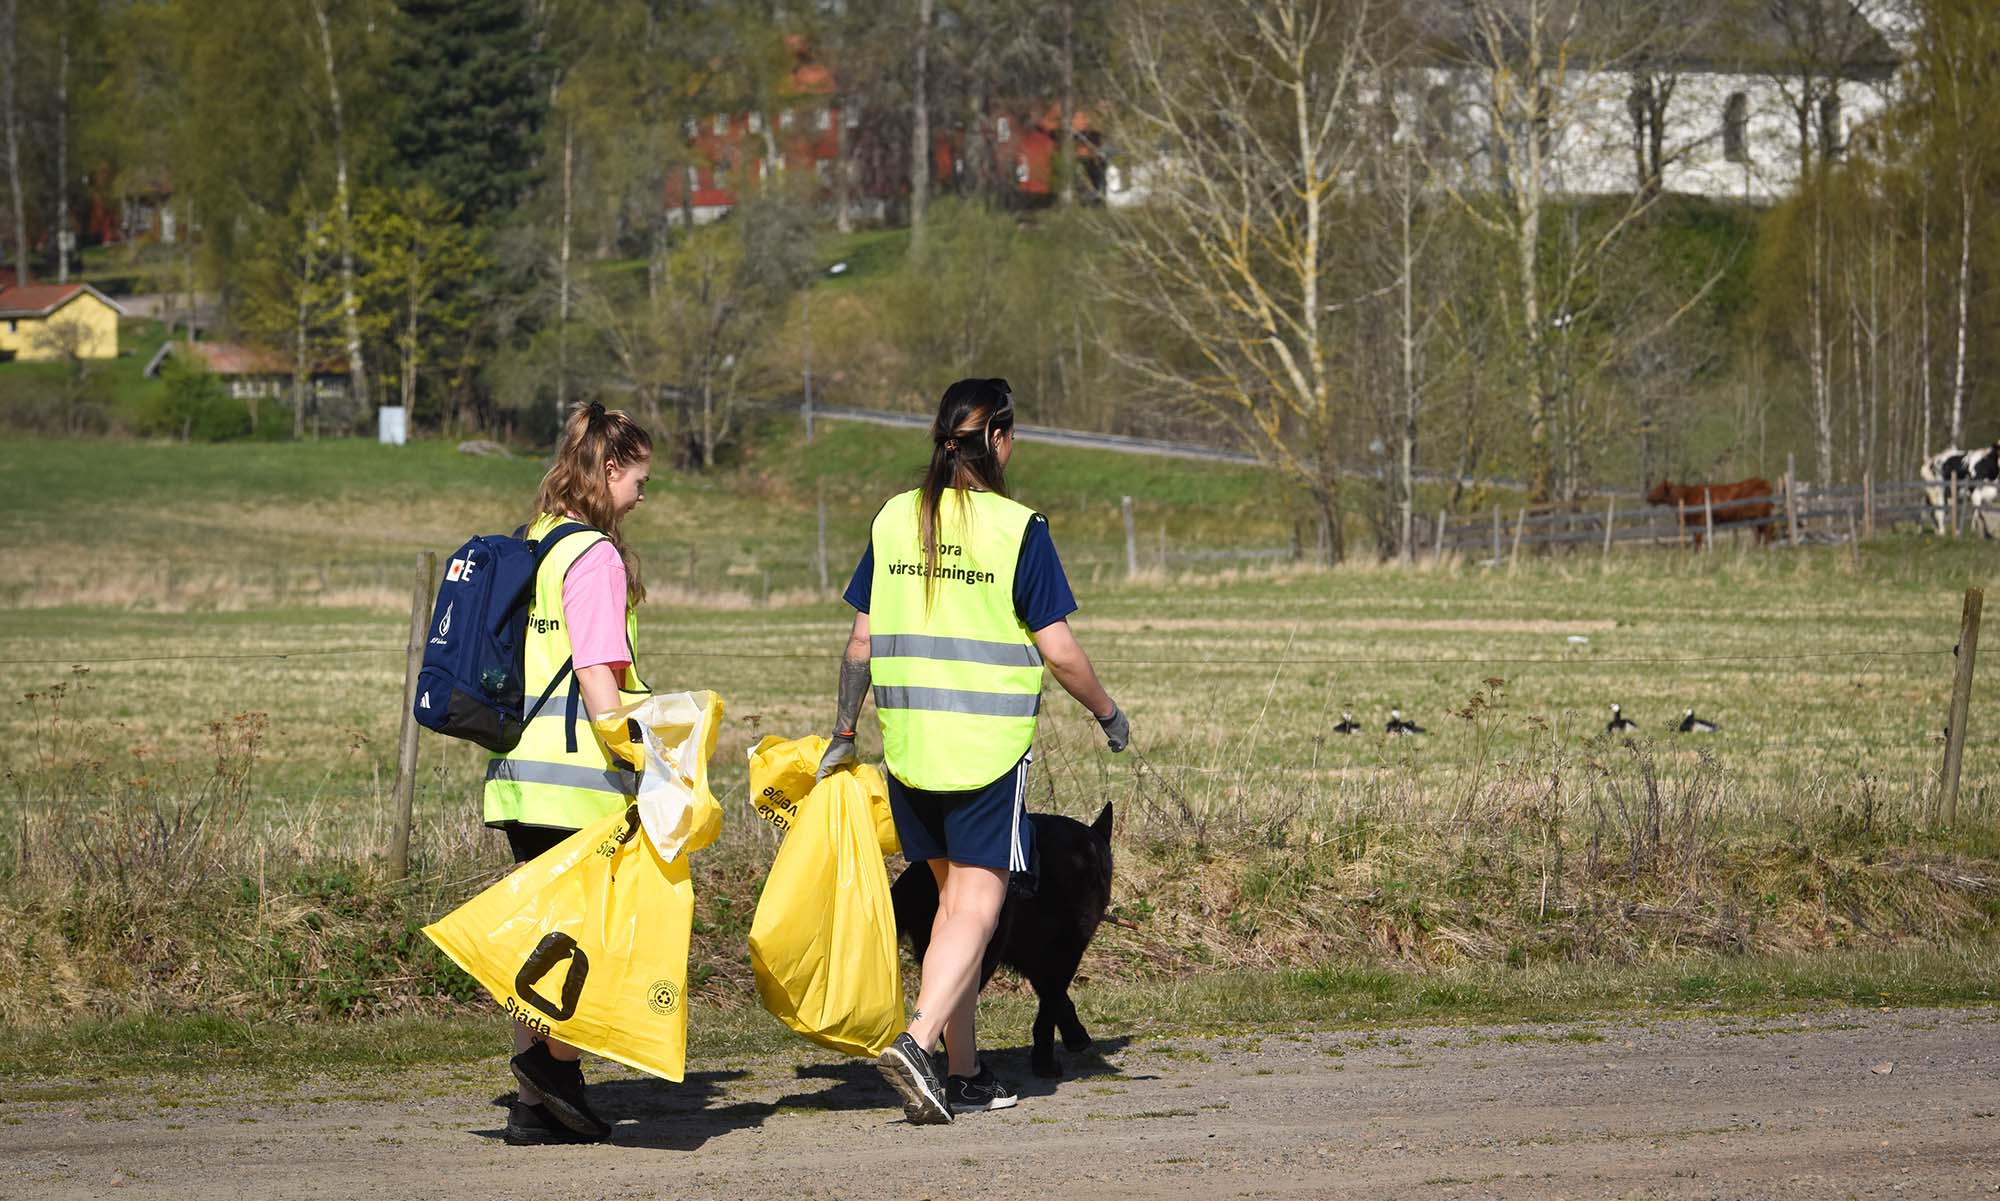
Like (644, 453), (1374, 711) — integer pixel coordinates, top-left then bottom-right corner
(612, 690), (725, 860)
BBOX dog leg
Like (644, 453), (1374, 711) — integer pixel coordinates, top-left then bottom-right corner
(1030, 995), (1061, 1079)
(1056, 990), (1092, 1054)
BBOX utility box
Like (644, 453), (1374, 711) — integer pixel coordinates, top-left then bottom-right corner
(378, 405), (407, 445)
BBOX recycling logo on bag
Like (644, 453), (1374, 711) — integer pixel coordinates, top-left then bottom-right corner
(647, 979), (680, 1016)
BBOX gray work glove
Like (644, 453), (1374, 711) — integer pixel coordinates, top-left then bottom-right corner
(815, 732), (859, 781)
(1096, 703), (1130, 753)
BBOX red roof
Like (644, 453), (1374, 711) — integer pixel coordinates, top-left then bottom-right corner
(188, 341), (289, 374)
(165, 340), (342, 376)
(0, 283), (125, 319)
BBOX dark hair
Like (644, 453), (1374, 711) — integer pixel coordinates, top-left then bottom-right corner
(534, 401), (653, 604)
(918, 378), (1014, 609)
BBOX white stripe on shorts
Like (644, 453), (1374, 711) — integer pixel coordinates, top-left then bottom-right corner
(1009, 752), (1031, 872)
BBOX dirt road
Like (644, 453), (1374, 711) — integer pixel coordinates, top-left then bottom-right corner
(7, 1006), (1999, 1200)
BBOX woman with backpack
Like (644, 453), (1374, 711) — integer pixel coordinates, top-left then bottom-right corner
(815, 377), (1130, 1124)
(484, 400), (653, 1145)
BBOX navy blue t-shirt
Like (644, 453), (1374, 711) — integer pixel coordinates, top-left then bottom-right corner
(843, 512), (1078, 631)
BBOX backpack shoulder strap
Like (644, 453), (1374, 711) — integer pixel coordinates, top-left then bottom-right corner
(530, 520), (600, 570)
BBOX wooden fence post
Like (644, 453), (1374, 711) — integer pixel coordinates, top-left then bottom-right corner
(1863, 470), (1875, 540)
(1677, 499), (1688, 551)
(1491, 506), (1502, 565)
(1940, 587), (1984, 827)
(390, 550), (437, 879)
(1846, 505), (1860, 568)
(1433, 509), (1446, 565)
(1951, 478), (1962, 538)
(1122, 496), (1138, 578)
(1508, 507), (1526, 573)
(1702, 488), (1715, 553)
(1157, 525), (1168, 571)
(1602, 496), (1617, 560)
(1784, 454), (1800, 546)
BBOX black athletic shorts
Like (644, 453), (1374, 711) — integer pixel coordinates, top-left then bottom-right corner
(502, 822), (575, 864)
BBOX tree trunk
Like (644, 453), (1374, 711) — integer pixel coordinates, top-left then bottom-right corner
(909, 0), (933, 247)
(293, 221), (315, 441)
(1316, 482), (1343, 567)
(55, 24), (69, 284)
(700, 376), (715, 469)
(1951, 160), (1971, 447)
(558, 116), (573, 421)
(1396, 137), (1417, 561)
(833, 104), (852, 233)
(2, 0), (26, 286)
(1058, 0), (1075, 207)
(404, 287), (417, 413)
(1920, 178), (1933, 456)
(1808, 179), (1833, 484)
(311, 0), (371, 414)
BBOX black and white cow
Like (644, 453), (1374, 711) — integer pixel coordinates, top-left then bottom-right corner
(1921, 442), (2000, 535)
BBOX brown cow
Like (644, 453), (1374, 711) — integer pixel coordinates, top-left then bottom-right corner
(1645, 478), (1777, 547)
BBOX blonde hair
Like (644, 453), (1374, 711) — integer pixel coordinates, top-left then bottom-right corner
(532, 401), (652, 604)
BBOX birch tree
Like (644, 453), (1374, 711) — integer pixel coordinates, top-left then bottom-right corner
(1102, 0), (1376, 563)
(307, 0), (372, 413)
(1754, 0), (1889, 482)
(1903, 0), (1999, 450)
(3, 0), (26, 285)
(1444, 0), (1717, 500)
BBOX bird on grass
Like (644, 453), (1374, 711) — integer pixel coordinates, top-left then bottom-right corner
(1386, 709), (1427, 736)
(1606, 704), (1637, 733)
(1332, 711), (1362, 735)
(1676, 708), (1718, 734)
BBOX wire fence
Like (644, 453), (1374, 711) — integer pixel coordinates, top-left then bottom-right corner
(1430, 477), (1992, 562)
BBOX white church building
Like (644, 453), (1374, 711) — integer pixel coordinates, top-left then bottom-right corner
(1106, 0), (1901, 208)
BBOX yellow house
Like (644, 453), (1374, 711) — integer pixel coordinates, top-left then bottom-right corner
(0, 283), (124, 361)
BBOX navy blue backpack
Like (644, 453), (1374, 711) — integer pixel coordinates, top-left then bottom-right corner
(412, 521), (593, 753)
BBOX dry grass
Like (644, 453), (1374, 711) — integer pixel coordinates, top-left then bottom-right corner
(2, 434), (1997, 1033)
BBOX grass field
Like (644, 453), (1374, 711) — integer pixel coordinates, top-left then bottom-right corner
(2, 432), (1998, 1043)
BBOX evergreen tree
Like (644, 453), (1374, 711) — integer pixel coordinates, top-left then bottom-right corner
(387, 0), (548, 227)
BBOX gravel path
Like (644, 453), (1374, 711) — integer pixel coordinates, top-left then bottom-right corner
(7, 1006), (1999, 1200)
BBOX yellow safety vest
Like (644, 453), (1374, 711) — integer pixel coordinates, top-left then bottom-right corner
(869, 488), (1043, 792)
(484, 513), (649, 830)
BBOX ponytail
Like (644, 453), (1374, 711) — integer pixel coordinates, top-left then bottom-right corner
(533, 401), (653, 604)
(917, 378), (1014, 610)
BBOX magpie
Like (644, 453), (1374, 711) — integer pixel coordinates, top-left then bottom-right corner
(1386, 709), (1426, 736)
(1606, 703), (1637, 733)
(1332, 711), (1362, 735)
(1676, 708), (1718, 734)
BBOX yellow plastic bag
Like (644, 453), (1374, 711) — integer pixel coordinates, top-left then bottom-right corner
(747, 733), (898, 855)
(746, 742), (902, 1058)
(424, 692), (725, 1082)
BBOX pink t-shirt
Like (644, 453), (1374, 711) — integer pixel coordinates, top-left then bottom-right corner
(562, 540), (631, 672)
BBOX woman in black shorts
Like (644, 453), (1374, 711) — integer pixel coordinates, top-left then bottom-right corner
(816, 378), (1130, 1123)
(482, 402), (654, 1144)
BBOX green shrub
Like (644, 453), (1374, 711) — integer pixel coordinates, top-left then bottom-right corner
(138, 356), (252, 442)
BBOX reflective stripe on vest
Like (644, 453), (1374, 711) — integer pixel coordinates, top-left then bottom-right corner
(868, 488), (1043, 792)
(483, 513), (648, 830)
(872, 633), (1044, 668)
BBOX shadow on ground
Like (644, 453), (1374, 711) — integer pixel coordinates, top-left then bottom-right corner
(466, 1036), (1137, 1147)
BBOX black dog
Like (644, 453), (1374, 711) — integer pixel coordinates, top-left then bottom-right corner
(890, 802), (1114, 1079)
